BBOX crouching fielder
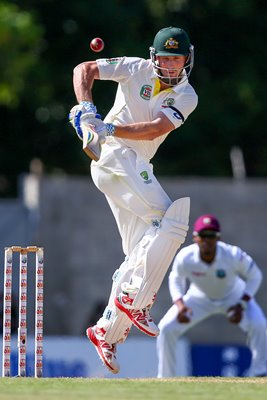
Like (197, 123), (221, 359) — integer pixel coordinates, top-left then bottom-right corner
(69, 26), (198, 374)
(157, 214), (267, 378)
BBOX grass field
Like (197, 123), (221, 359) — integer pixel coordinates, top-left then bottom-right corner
(0, 377), (266, 400)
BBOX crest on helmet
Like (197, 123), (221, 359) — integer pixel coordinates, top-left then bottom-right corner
(164, 38), (179, 49)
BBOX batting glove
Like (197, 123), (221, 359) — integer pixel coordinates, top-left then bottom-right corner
(81, 116), (115, 161)
(69, 101), (98, 140)
(81, 115), (115, 144)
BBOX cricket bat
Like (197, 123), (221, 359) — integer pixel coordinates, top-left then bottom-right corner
(81, 122), (101, 161)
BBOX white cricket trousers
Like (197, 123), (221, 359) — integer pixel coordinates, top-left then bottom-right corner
(90, 142), (176, 343)
(157, 292), (267, 377)
(91, 142), (172, 256)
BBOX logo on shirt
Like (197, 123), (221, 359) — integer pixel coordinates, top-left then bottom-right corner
(140, 85), (152, 100)
(140, 170), (152, 184)
(164, 38), (179, 49)
(163, 98), (175, 106)
(192, 271), (206, 276)
(105, 57), (121, 64)
(216, 269), (226, 278)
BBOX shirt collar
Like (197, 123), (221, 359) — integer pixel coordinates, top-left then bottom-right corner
(150, 69), (189, 94)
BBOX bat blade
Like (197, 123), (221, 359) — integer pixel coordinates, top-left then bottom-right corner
(81, 122), (101, 161)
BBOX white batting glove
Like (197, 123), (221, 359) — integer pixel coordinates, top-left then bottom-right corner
(80, 101), (97, 113)
(81, 114), (115, 144)
(69, 101), (98, 140)
(81, 116), (115, 161)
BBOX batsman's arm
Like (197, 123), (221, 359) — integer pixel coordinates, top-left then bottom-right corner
(73, 61), (100, 103)
(111, 114), (175, 141)
(77, 110), (175, 142)
(73, 61), (176, 140)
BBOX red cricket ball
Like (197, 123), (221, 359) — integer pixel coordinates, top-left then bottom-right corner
(90, 37), (105, 52)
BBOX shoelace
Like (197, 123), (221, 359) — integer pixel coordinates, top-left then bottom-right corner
(143, 308), (153, 322)
(99, 339), (117, 354)
(103, 344), (117, 359)
(129, 308), (151, 325)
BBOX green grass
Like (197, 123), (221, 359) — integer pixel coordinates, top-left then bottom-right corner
(0, 377), (266, 400)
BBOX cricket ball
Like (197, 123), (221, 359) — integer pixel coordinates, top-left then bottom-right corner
(90, 37), (104, 52)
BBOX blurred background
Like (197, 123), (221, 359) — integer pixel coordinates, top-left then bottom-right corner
(0, 0), (267, 378)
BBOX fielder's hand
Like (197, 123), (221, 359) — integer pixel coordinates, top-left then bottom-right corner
(227, 303), (243, 324)
(177, 305), (192, 323)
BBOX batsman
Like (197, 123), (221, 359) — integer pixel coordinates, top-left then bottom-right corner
(69, 26), (198, 373)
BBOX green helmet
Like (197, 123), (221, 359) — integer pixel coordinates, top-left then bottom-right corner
(152, 26), (191, 56)
(150, 26), (194, 86)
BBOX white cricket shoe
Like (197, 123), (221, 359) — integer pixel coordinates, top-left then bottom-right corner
(86, 326), (120, 374)
(114, 293), (160, 337)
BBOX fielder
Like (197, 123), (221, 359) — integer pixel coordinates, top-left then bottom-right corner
(157, 214), (267, 377)
(69, 26), (198, 374)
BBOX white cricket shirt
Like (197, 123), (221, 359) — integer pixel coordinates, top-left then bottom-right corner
(169, 241), (262, 302)
(97, 57), (198, 161)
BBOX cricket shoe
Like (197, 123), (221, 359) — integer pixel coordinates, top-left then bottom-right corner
(114, 293), (160, 337)
(86, 326), (120, 374)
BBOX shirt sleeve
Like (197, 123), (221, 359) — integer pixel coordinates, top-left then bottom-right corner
(97, 56), (148, 83)
(160, 86), (198, 129)
(234, 246), (262, 297)
(168, 252), (188, 302)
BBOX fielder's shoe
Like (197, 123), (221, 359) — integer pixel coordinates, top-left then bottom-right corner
(114, 293), (160, 337)
(86, 326), (120, 374)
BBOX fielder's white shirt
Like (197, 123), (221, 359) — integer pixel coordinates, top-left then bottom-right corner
(97, 57), (198, 162)
(169, 241), (262, 302)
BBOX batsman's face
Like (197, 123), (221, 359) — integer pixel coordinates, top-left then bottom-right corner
(156, 55), (187, 78)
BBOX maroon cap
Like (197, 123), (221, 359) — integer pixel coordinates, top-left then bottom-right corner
(193, 214), (220, 234)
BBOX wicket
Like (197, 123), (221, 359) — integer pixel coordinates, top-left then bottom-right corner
(2, 246), (44, 378)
